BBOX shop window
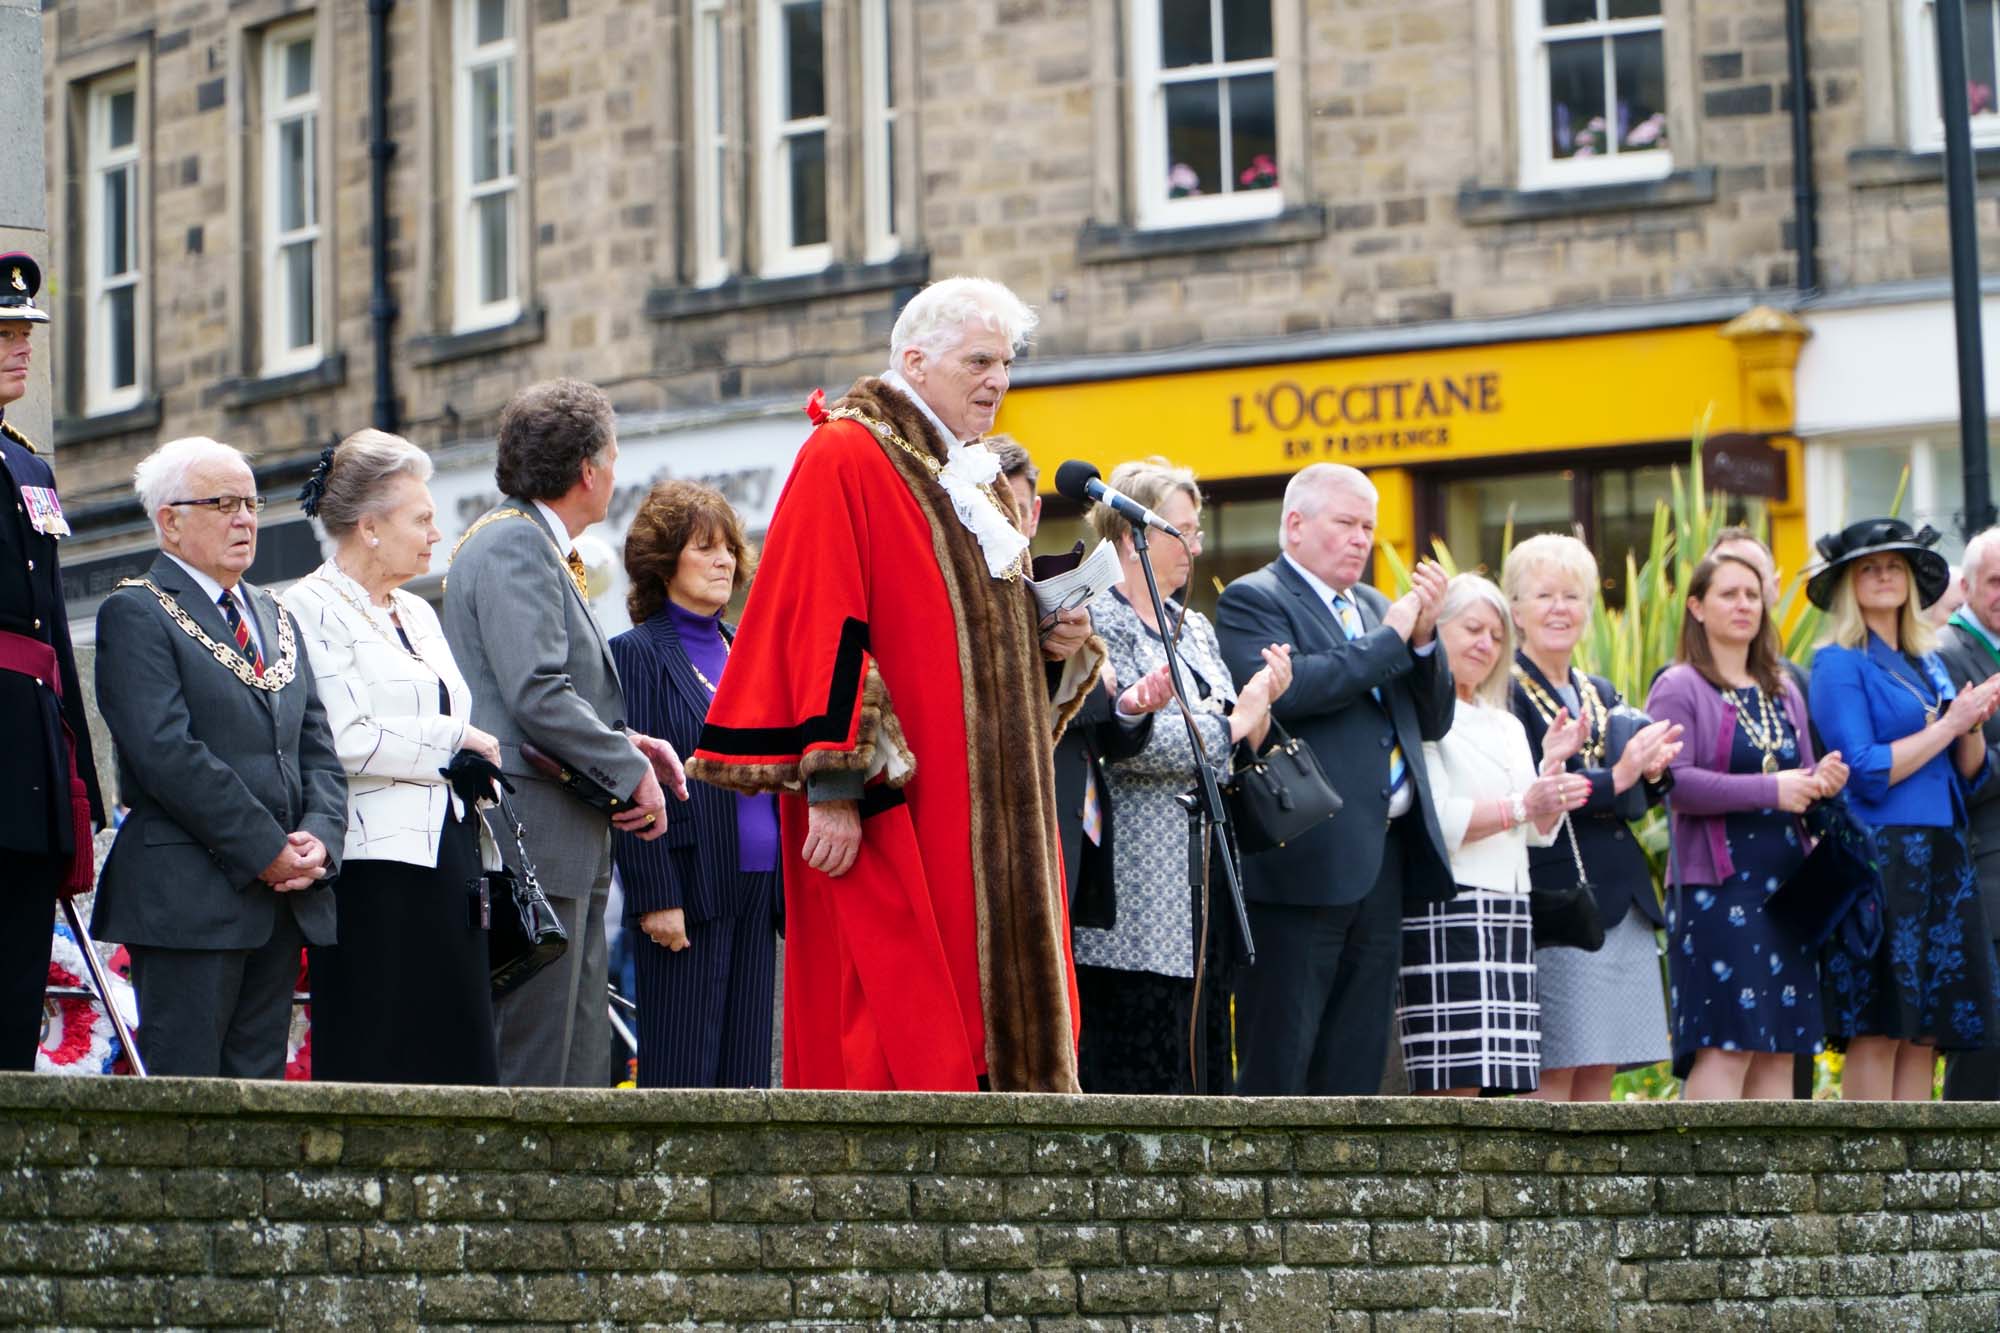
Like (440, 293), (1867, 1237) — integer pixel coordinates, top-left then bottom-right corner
(1513, 0), (1672, 191)
(1807, 436), (1969, 563)
(86, 73), (144, 416)
(758, 0), (831, 276)
(691, 0), (732, 286)
(261, 19), (322, 375)
(454, 0), (522, 331)
(1904, 0), (2000, 152)
(1131, 0), (1282, 230)
(860, 0), (899, 263)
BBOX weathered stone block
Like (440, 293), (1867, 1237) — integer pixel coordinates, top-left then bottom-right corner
(762, 1221), (942, 1270)
(461, 1221), (574, 1270)
(942, 1221), (1035, 1268)
(988, 1267), (1077, 1315)
(1657, 1175), (1733, 1214)
(1735, 1173), (1815, 1214)
(357, 1222), (466, 1273)
(599, 1271), (690, 1322)
(1618, 1217), (1693, 1260)
(889, 1270), (986, 1318)
(211, 1221), (331, 1276)
(1837, 1212), (1911, 1254)
(686, 1273), (793, 1321)
(1293, 1135), (1381, 1171)
(849, 1130), (938, 1172)
(1097, 1177), (1181, 1219)
(1567, 1175), (1656, 1215)
(1815, 1173), (1885, 1213)
(939, 1132), (1033, 1174)
(913, 1174), (1006, 1221)
(1037, 1223), (1123, 1266)
(1180, 1175), (1265, 1220)
(658, 1221), (763, 1269)
(1003, 1175), (1094, 1220)
(613, 1171), (712, 1220)
(1647, 1259), (1723, 1302)
(794, 1270), (894, 1318)
(568, 1220), (665, 1270)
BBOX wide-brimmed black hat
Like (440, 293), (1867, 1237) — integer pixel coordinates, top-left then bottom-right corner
(1803, 517), (1951, 610)
(0, 253), (48, 324)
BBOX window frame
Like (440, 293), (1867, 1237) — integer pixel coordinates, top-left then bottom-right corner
(1128, 0), (1284, 231)
(452, 0), (523, 332)
(261, 17), (324, 376)
(1904, 0), (2000, 152)
(1511, 0), (1675, 192)
(1805, 432), (1970, 564)
(85, 73), (144, 417)
(691, 0), (732, 287)
(859, 0), (899, 263)
(757, 0), (832, 277)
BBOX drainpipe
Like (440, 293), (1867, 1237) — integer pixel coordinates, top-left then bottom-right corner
(1784, 0), (1819, 295)
(367, 0), (400, 433)
(1936, 0), (1998, 537)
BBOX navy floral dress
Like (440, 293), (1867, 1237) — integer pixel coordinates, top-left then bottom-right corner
(1666, 688), (1822, 1078)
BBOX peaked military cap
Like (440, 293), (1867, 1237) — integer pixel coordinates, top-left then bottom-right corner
(0, 253), (49, 324)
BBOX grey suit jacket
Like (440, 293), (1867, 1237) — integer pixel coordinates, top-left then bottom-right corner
(442, 499), (648, 899)
(91, 553), (344, 949)
(1937, 620), (2000, 932)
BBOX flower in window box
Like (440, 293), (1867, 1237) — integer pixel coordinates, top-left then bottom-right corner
(1571, 115), (1607, 158)
(1624, 112), (1667, 149)
(1972, 80), (1995, 117)
(1168, 162), (1203, 198)
(1238, 154), (1278, 190)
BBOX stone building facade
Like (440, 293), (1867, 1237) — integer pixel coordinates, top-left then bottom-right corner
(33, 0), (2000, 623)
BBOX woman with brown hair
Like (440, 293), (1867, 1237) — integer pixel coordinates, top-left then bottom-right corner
(610, 480), (779, 1087)
(1646, 552), (1848, 1099)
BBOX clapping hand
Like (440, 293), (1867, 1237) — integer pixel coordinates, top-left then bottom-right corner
(1522, 771), (1591, 825)
(1811, 749), (1850, 799)
(1612, 718), (1682, 792)
(1116, 663), (1174, 716)
(1943, 676), (2000, 734)
(1541, 707), (1590, 770)
(1382, 561), (1449, 644)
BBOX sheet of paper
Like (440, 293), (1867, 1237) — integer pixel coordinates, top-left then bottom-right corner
(1026, 538), (1123, 616)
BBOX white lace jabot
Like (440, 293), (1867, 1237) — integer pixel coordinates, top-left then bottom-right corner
(879, 369), (1030, 580)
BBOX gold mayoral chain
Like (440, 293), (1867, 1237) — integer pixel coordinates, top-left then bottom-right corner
(821, 405), (1028, 582)
(1511, 663), (1609, 766)
(445, 507), (590, 599)
(1726, 684), (1785, 774)
(116, 578), (299, 692)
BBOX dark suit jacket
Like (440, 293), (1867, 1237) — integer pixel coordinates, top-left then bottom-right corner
(91, 553), (343, 949)
(1508, 656), (1669, 929)
(1937, 620), (2000, 934)
(1053, 680), (1152, 928)
(0, 422), (103, 864)
(609, 612), (777, 927)
(1214, 557), (1456, 908)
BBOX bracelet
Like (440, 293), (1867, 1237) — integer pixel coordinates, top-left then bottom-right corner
(1506, 791), (1528, 828)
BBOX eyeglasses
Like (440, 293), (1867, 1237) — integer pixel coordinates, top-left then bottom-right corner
(168, 495), (266, 516)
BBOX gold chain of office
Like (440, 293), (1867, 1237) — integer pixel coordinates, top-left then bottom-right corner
(1511, 664), (1610, 767)
(445, 508), (590, 599)
(822, 405), (1027, 583)
(115, 578), (299, 692)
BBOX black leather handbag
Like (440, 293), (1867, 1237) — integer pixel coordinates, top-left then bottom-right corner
(442, 750), (570, 996)
(1225, 719), (1343, 855)
(1531, 813), (1607, 951)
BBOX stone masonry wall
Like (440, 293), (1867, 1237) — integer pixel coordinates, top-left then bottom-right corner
(3, 1076), (2000, 1330)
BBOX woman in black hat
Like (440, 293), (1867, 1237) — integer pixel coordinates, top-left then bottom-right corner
(1807, 518), (2000, 1100)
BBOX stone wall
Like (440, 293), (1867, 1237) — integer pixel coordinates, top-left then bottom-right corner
(4, 1076), (1999, 1330)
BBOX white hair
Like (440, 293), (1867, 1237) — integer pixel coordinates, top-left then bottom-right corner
(1964, 528), (2000, 586)
(888, 276), (1038, 365)
(1279, 463), (1377, 545)
(133, 437), (252, 537)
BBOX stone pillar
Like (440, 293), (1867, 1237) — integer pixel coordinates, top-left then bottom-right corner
(0, 0), (51, 450)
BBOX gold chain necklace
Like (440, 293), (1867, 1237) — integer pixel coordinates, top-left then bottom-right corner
(444, 507), (590, 599)
(307, 565), (435, 669)
(1725, 683), (1785, 774)
(116, 578), (299, 692)
(1882, 659), (1942, 726)
(1511, 662), (1608, 765)
(823, 405), (1027, 583)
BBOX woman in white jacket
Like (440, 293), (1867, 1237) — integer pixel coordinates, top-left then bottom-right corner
(282, 430), (503, 1084)
(1397, 574), (1590, 1095)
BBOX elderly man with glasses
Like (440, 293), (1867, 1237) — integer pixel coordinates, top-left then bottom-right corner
(90, 436), (345, 1078)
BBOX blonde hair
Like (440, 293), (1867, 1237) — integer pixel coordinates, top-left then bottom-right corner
(1436, 573), (1515, 708)
(1089, 456), (1200, 548)
(1501, 532), (1600, 605)
(1821, 558), (1937, 655)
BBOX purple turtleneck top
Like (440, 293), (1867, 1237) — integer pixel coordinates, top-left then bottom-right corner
(667, 599), (779, 873)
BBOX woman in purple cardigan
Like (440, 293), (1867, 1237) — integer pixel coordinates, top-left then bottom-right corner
(1647, 553), (1850, 1099)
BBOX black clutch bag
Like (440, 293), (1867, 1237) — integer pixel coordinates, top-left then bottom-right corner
(1766, 796), (1885, 954)
(1225, 719), (1343, 855)
(1531, 814), (1607, 951)
(520, 740), (633, 818)
(444, 752), (568, 997)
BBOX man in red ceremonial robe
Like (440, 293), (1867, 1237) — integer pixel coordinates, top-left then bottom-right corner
(688, 277), (1101, 1092)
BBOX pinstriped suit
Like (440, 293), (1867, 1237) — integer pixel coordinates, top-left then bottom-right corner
(610, 612), (778, 1088)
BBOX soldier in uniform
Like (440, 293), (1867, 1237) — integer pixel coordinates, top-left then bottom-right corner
(0, 252), (105, 1070)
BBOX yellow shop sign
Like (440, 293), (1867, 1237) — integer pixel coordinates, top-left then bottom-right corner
(998, 323), (1755, 484)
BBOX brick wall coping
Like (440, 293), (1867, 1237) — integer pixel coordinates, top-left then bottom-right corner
(6, 1073), (1999, 1133)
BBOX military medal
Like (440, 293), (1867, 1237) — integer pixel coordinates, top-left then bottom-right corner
(20, 485), (70, 538)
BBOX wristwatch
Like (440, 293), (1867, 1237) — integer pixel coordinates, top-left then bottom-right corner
(1507, 791), (1529, 828)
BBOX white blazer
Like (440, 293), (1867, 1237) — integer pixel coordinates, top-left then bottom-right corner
(1421, 699), (1559, 894)
(281, 560), (478, 869)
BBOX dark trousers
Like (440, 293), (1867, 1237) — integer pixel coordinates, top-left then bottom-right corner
(129, 907), (305, 1079)
(1232, 821), (1405, 1096)
(0, 858), (61, 1070)
(634, 872), (777, 1088)
(1946, 933), (2000, 1100)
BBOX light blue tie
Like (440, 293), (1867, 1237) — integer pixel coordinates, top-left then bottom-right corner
(1333, 591), (1407, 798)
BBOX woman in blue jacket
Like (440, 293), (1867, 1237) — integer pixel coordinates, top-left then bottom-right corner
(1807, 519), (2000, 1100)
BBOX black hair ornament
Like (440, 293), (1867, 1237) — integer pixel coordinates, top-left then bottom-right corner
(298, 442), (338, 517)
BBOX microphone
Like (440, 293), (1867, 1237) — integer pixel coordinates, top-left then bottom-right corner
(1052, 460), (1184, 539)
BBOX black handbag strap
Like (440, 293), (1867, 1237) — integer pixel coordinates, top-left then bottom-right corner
(493, 790), (546, 897)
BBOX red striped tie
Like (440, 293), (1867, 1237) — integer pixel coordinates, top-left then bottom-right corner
(219, 590), (265, 676)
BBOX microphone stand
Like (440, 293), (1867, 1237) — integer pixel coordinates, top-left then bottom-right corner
(1127, 525), (1255, 1094)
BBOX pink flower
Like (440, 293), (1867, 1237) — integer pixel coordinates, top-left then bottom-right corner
(1168, 161), (1202, 197)
(1972, 80), (1995, 116)
(1238, 153), (1278, 189)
